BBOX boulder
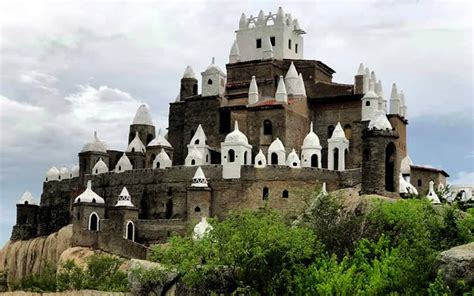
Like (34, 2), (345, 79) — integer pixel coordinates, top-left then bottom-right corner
(127, 259), (177, 296)
(436, 242), (474, 287)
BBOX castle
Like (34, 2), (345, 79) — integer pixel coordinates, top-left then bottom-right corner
(10, 7), (452, 259)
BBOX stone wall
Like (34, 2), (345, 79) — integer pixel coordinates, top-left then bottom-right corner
(410, 166), (448, 196)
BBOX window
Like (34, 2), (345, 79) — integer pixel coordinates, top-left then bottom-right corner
(295, 44), (298, 53)
(282, 190), (289, 198)
(328, 125), (335, 138)
(195, 139), (200, 145)
(263, 120), (272, 135)
(89, 212), (99, 231)
(263, 187), (269, 200)
(126, 221), (134, 241)
(270, 36), (275, 46)
(92, 198), (96, 203)
(311, 154), (318, 167)
(292, 162), (297, 167)
(156, 161), (160, 169)
(95, 169), (98, 174)
(207, 79), (213, 85)
(244, 151), (248, 165)
(271, 153), (278, 165)
(258, 160), (262, 165)
(77, 212), (80, 220)
(228, 149), (235, 162)
(206, 154), (209, 163)
(366, 101), (370, 106)
(193, 84), (198, 95)
(167, 187), (173, 196)
(194, 206), (201, 212)
(256, 38), (262, 48)
(288, 39), (292, 49)
(191, 159), (196, 165)
(418, 179), (422, 186)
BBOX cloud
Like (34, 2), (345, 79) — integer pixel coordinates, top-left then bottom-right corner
(450, 171), (474, 185)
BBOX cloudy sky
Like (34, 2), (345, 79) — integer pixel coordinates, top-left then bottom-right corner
(0, 0), (472, 244)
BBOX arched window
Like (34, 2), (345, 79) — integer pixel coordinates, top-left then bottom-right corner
(263, 187), (269, 200)
(385, 142), (396, 192)
(24, 201), (29, 205)
(244, 151), (248, 165)
(263, 120), (272, 135)
(328, 125), (335, 138)
(193, 84), (198, 95)
(311, 154), (318, 168)
(126, 221), (134, 241)
(344, 124), (352, 140)
(271, 153), (278, 165)
(156, 161), (160, 169)
(95, 169), (98, 174)
(89, 212), (99, 231)
(92, 198), (96, 203)
(194, 206), (201, 212)
(258, 160), (262, 165)
(167, 187), (173, 196)
(333, 148), (339, 171)
(195, 139), (200, 145)
(282, 190), (289, 198)
(228, 149), (235, 162)
(207, 79), (213, 85)
(118, 165), (122, 171)
(131, 147), (135, 152)
(366, 101), (370, 106)
(191, 159), (196, 165)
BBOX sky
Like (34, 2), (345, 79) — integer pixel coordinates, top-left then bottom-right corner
(0, 0), (472, 244)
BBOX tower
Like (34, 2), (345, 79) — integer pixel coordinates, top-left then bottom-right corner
(187, 167), (212, 221)
(128, 104), (156, 146)
(221, 121), (252, 179)
(147, 129), (173, 168)
(301, 122), (322, 168)
(201, 58), (226, 97)
(78, 132), (109, 177)
(126, 131), (146, 169)
(110, 187), (139, 241)
(11, 191), (39, 240)
(327, 122), (349, 171)
(235, 7), (305, 62)
(180, 66), (198, 100)
(354, 63), (366, 94)
(186, 124), (211, 165)
(389, 83), (401, 115)
(361, 80), (380, 121)
(361, 113), (400, 195)
(268, 138), (286, 165)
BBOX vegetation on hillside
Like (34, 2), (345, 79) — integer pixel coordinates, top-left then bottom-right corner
(151, 189), (474, 295)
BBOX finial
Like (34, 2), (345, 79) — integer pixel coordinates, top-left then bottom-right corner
(310, 121), (313, 133)
(86, 180), (92, 189)
(357, 63), (365, 75)
(234, 120), (239, 131)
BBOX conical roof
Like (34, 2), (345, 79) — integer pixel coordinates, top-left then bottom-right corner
(239, 13), (247, 29)
(191, 166), (208, 187)
(254, 149), (267, 167)
(132, 104), (154, 126)
(275, 75), (287, 103)
(400, 155), (413, 175)
(59, 167), (70, 180)
(127, 131), (146, 153)
(368, 110), (392, 130)
(74, 180), (105, 204)
(17, 191), (36, 205)
(357, 63), (365, 75)
(284, 62), (299, 95)
(286, 149), (301, 167)
(92, 158), (109, 175)
(114, 153), (133, 173)
(116, 186), (134, 207)
(224, 121), (248, 144)
(248, 75), (259, 104)
(182, 66), (196, 79)
(302, 122), (321, 148)
(81, 131), (108, 153)
(148, 129), (172, 148)
(329, 122), (347, 141)
(190, 124), (207, 146)
(390, 83), (399, 100)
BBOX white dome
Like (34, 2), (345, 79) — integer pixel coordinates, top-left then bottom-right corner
(71, 165), (80, 178)
(74, 180), (105, 204)
(224, 121), (248, 144)
(329, 122), (347, 141)
(254, 149), (267, 168)
(205, 62), (223, 73)
(148, 129), (172, 148)
(153, 149), (172, 169)
(81, 132), (108, 153)
(399, 174), (418, 195)
(191, 167), (208, 187)
(115, 186), (134, 207)
(193, 216), (213, 240)
(114, 153), (133, 173)
(302, 122), (321, 148)
(92, 158), (109, 175)
(269, 137), (285, 152)
(17, 191), (36, 205)
(132, 104), (154, 126)
(368, 110), (392, 130)
(127, 132), (146, 153)
(45, 166), (60, 182)
(59, 167), (70, 180)
(286, 149), (301, 168)
(400, 155), (413, 175)
(182, 65), (196, 79)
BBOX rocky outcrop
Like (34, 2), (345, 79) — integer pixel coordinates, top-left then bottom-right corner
(436, 242), (474, 287)
(0, 225), (73, 284)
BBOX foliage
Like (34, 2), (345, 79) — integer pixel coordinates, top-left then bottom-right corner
(10, 254), (129, 292)
(151, 209), (321, 295)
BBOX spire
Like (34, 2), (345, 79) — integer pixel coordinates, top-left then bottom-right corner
(256, 10), (265, 27)
(275, 75), (288, 103)
(254, 149), (267, 168)
(370, 71), (377, 86)
(116, 186), (135, 207)
(132, 104), (154, 126)
(389, 83), (401, 115)
(285, 62), (299, 95)
(298, 73), (307, 96)
(275, 7), (285, 23)
(182, 66), (196, 79)
(329, 122), (348, 141)
(302, 121), (321, 149)
(357, 63), (365, 75)
(127, 131), (146, 153)
(248, 75), (259, 104)
(375, 80), (383, 97)
(399, 90), (407, 117)
(234, 120), (239, 131)
(191, 167), (208, 187)
(190, 124), (207, 146)
(239, 13), (247, 29)
(74, 180), (105, 204)
(262, 37), (274, 60)
(363, 67), (370, 93)
(229, 40), (241, 63)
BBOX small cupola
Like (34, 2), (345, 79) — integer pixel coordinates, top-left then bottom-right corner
(190, 124), (207, 146)
(17, 191), (36, 205)
(132, 104), (154, 126)
(248, 75), (259, 105)
(193, 216), (213, 240)
(302, 122), (321, 149)
(59, 167), (71, 180)
(301, 122), (322, 168)
(191, 167), (208, 188)
(286, 149), (301, 168)
(115, 186), (135, 207)
(284, 62), (299, 96)
(114, 153), (133, 173)
(74, 180), (105, 204)
(45, 166), (60, 182)
(92, 158), (109, 175)
(254, 149), (267, 168)
(81, 131), (108, 153)
(426, 180), (441, 204)
(127, 131), (146, 153)
(361, 80), (380, 121)
(224, 121), (249, 145)
(368, 110), (392, 131)
(153, 148), (172, 169)
(268, 137), (286, 165)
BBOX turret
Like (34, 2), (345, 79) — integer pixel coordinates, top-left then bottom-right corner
(129, 104), (156, 146)
(327, 122), (349, 171)
(180, 66), (198, 100)
(92, 158), (109, 175)
(147, 129), (173, 168)
(275, 75), (288, 103)
(248, 75), (259, 104)
(187, 167), (212, 221)
(109, 186), (138, 241)
(361, 80), (380, 121)
(286, 149), (301, 168)
(78, 132), (109, 177)
(11, 191), (39, 240)
(301, 122), (322, 168)
(268, 137), (286, 165)
(114, 153), (133, 173)
(221, 121), (252, 179)
(153, 148), (172, 169)
(201, 58), (226, 97)
(72, 181), (106, 237)
(254, 149), (267, 168)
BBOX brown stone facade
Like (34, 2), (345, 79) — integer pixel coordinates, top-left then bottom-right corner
(410, 166), (449, 196)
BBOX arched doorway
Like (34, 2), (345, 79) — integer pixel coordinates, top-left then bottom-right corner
(165, 199), (173, 219)
(385, 142), (396, 192)
(271, 153), (278, 165)
(311, 154), (318, 168)
(333, 148), (339, 171)
(89, 212), (99, 231)
(126, 221), (134, 241)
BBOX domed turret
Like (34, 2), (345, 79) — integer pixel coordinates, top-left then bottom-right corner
(132, 104), (153, 126)
(254, 149), (267, 168)
(17, 191), (36, 205)
(201, 57), (226, 97)
(182, 65), (196, 79)
(74, 180), (105, 204)
(361, 80), (379, 121)
(92, 158), (109, 175)
(127, 131), (146, 153)
(45, 166), (60, 182)
(301, 122), (322, 168)
(224, 121), (248, 144)
(153, 148), (172, 169)
(221, 121), (252, 179)
(328, 122), (349, 171)
(286, 149), (301, 168)
(185, 146), (204, 166)
(115, 187), (134, 207)
(81, 131), (108, 153)
(268, 137), (286, 165)
(59, 167), (70, 180)
(114, 153), (133, 173)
